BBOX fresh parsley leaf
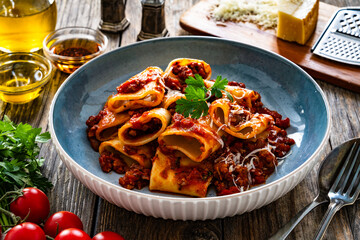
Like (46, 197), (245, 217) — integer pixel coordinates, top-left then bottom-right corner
(185, 74), (206, 89)
(36, 132), (51, 143)
(176, 74), (234, 119)
(185, 85), (206, 100)
(175, 98), (208, 119)
(175, 98), (194, 118)
(225, 91), (234, 102)
(210, 76), (234, 101)
(192, 101), (209, 119)
(211, 76), (228, 94)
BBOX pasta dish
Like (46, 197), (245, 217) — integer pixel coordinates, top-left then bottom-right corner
(86, 58), (295, 197)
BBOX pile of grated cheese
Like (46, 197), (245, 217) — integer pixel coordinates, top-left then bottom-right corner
(211, 0), (279, 29)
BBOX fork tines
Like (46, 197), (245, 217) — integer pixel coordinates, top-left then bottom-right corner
(330, 141), (360, 199)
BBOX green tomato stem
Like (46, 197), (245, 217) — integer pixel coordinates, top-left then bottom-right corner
(0, 206), (19, 224)
(0, 190), (22, 203)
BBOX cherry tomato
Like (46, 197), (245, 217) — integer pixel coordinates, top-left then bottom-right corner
(92, 231), (125, 240)
(10, 187), (50, 224)
(44, 211), (83, 238)
(54, 228), (91, 240)
(4, 222), (46, 240)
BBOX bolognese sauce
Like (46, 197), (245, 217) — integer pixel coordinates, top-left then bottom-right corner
(116, 68), (160, 94)
(98, 150), (129, 174)
(119, 164), (150, 190)
(86, 109), (107, 151)
(171, 61), (208, 81)
(123, 117), (162, 140)
(117, 77), (151, 94)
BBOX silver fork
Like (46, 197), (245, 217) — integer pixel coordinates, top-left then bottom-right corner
(314, 142), (360, 240)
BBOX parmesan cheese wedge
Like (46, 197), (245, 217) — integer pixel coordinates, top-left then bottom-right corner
(277, 0), (319, 45)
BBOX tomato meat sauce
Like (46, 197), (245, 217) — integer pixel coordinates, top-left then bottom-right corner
(171, 61), (208, 81)
(98, 151), (129, 174)
(172, 113), (207, 138)
(117, 77), (151, 94)
(119, 164), (150, 190)
(116, 68), (160, 94)
(123, 117), (162, 140)
(86, 109), (107, 151)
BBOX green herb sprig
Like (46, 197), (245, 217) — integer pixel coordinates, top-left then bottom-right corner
(0, 116), (52, 228)
(175, 74), (233, 119)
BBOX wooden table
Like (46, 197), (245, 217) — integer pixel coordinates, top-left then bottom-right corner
(2, 0), (359, 239)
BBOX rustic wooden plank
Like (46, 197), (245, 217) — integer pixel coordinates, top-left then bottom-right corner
(318, 80), (360, 240)
(96, 200), (222, 240)
(165, 0), (201, 36)
(121, 0), (142, 46)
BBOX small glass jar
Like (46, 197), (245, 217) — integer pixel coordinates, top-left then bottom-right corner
(0, 0), (57, 53)
(43, 27), (108, 74)
(0, 53), (53, 104)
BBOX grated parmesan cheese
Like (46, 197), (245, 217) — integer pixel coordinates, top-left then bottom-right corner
(211, 0), (278, 29)
(290, 0), (304, 4)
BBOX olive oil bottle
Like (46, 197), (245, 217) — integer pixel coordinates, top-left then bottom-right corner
(0, 0), (57, 52)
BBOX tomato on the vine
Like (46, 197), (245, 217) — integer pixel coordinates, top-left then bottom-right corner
(92, 231), (125, 240)
(10, 187), (50, 224)
(44, 211), (83, 238)
(54, 228), (91, 240)
(4, 222), (46, 240)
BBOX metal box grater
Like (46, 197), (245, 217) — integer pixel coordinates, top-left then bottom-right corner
(311, 7), (360, 66)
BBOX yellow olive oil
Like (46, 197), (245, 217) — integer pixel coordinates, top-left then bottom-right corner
(0, 0), (57, 52)
(0, 61), (47, 104)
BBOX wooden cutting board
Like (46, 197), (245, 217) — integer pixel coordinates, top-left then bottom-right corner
(180, 0), (360, 92)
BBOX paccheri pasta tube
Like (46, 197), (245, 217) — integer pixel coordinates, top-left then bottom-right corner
(160, 90), (184, 110)
(107, 67), (165, 113)
(205, 80), (259, 109)
(149, 149), (213, 197)
(118, 108), (171, 146)
(99, 138), (155, 169)
(95, 109), (131, 142)
(209, 98), (274, 139)
(86, 107), (130, 151)
(164, 58), (212, 82)
(163, 58), (212, 92)
(158, 113), (222, 162)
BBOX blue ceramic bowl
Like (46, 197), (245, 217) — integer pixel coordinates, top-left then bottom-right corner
(49, 37), (330, 220)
